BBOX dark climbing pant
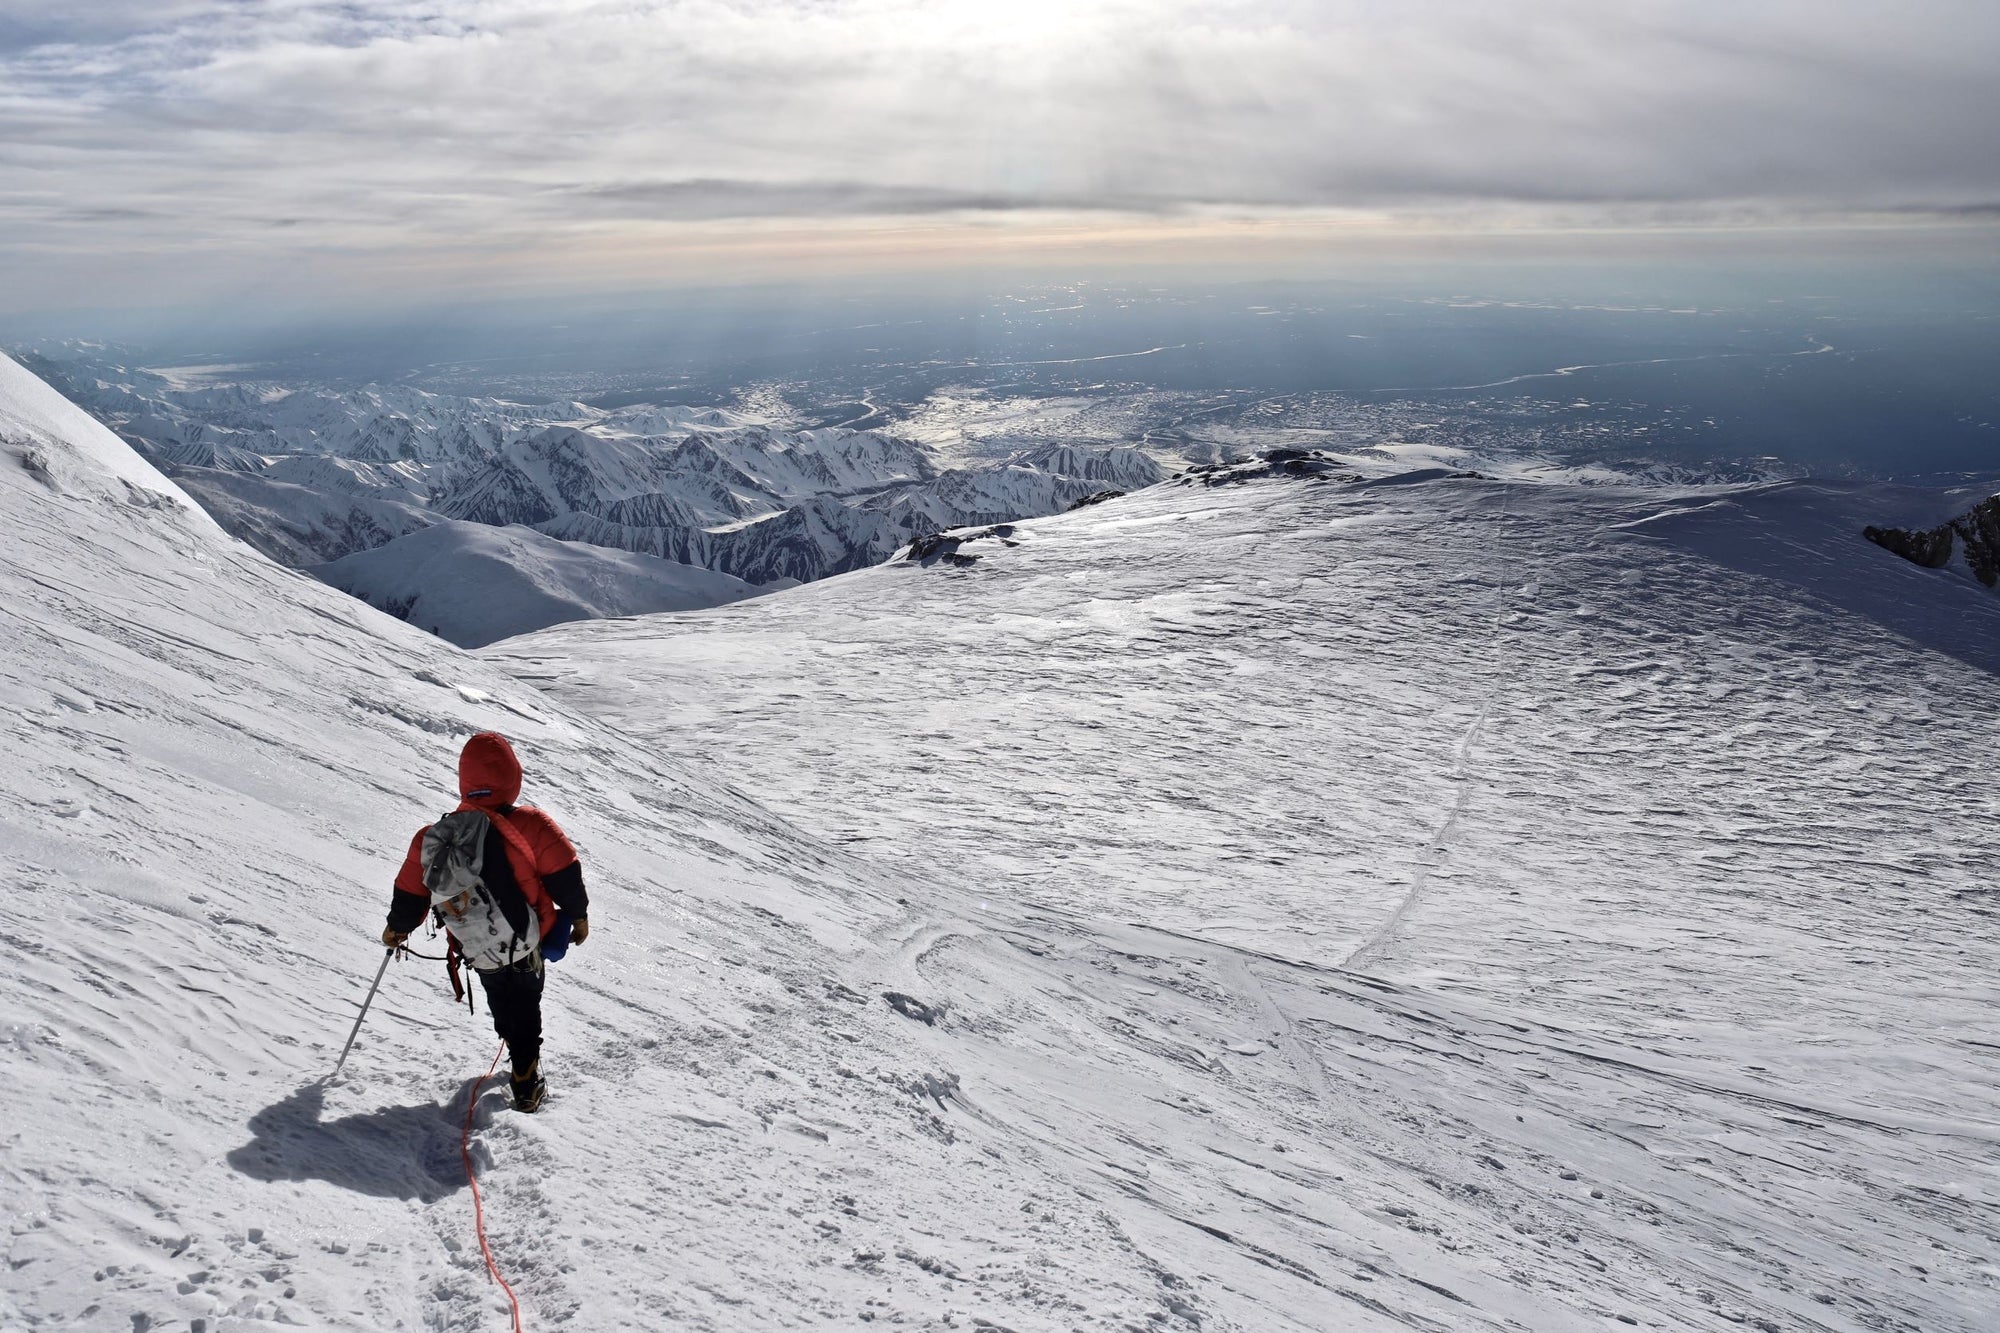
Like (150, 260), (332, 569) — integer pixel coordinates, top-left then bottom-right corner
(477, 952), (544, 1077)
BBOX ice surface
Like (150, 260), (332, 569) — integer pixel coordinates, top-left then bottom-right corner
(6, 348), (2000, 1331)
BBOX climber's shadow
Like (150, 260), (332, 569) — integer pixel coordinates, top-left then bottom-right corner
(228, 1077), (495, 1202)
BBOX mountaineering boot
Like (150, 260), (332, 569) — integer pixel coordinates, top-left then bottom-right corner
(510, 1059), (545, 1113)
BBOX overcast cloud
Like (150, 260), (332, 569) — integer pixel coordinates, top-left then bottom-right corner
(2, 0), (1997, 315)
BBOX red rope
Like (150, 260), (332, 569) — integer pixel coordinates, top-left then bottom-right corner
(460, 1040), (525, 1333)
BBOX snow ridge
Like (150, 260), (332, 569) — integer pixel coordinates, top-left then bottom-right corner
(0, 352), (220, 531)
(312, 521), (758, 648)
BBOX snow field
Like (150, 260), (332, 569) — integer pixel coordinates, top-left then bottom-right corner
(502, 465), (2000, 1329)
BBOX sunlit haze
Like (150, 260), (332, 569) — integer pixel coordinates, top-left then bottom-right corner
(4, 0), (1999, 331)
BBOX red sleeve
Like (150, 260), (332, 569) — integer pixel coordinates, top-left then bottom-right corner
(394, 827), (429, 898)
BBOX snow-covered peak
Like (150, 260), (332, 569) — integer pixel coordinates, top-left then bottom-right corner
(1002, 442), (1165, 490)
(596, 401), (762, 436)
(313, 520), (756, 647)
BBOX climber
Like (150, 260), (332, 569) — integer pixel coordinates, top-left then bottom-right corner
(382, 732), (590, 1112)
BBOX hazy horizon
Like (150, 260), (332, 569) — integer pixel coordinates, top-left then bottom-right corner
(8, 1), (1997, 481)
(22, 259), (2000, 482)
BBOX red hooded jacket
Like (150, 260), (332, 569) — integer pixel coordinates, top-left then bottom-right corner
(388, 733), (586, 940)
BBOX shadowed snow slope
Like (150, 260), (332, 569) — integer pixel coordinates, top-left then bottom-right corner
(498, 468), (2000, 1330)
(311, 520), (758, 648)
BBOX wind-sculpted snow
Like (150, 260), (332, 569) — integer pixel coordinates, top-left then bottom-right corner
(500, 464), (2000, 1331)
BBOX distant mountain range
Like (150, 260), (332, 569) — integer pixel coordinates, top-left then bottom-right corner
(19, 346), (1163, 642)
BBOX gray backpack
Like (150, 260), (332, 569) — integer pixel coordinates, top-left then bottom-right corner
(421, 810), (540, 969)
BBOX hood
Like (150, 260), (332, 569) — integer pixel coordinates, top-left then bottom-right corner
(458, 731), (522, 809)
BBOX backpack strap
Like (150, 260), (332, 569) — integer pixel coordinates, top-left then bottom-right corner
(484, 807), (557, 934)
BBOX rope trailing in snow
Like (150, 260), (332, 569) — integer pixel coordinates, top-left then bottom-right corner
(461, 1040), (525, 1333)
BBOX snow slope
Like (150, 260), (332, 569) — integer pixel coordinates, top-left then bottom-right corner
(0, 353), (1300, 1331)
(0, 353), (220, 529)
(8, 347), (2000, 1332)
(170, 464), (441, 566)
(311, 521), (759, 648)
(499, 465), (2000, 1330)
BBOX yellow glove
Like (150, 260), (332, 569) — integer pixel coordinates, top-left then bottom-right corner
(382, 926), (408, 948)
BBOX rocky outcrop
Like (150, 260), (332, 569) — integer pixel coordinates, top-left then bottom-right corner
(1175, 448), (1357, 487)
(1005, 444), (1163, 491)
(902, 525), (1019, 568)
(1865, 495), (2000, 587)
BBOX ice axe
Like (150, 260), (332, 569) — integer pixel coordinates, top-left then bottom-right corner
(329, 946), (395, 1080)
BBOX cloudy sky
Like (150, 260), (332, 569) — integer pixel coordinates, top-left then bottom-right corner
(3, 0), (1997, 321)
